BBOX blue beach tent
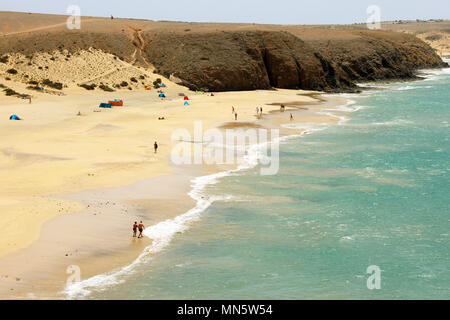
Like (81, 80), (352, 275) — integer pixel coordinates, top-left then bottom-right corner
(184, 101), (190, 106)
(9, 114), (21, 120)
(159, 93), (166, 98)
(99, 103), (112, 108)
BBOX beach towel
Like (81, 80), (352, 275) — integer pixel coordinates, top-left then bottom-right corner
(99, 103), (112, 108)
(109, 100), (123, 106)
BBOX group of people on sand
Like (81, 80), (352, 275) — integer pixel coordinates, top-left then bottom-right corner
(132, 221), (145, 238)
(232, 105), (294, 121)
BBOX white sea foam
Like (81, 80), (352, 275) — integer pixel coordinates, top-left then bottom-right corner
(281, 122), (329, 131)
(372, 119), (414, 126)
(395, 85), (434, 91)
(316, 111), (348, 124)
(419, 61), (450, 81)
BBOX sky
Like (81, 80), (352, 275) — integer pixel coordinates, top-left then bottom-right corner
(1, 0), (449, 25)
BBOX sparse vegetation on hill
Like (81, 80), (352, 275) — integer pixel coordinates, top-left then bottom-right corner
(3, 88), (18, 96)
(6, 68), (18, 75)
(42, 79), (63, 90)
(425, 34), (443, 41)
(153, 78), (162, 88)
(26, 85), (42, 91)
(99, 84), (114, 92)
(79, 83), (97, 90)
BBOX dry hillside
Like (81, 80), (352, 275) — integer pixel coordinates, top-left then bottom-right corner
(0, 12), (447, 93)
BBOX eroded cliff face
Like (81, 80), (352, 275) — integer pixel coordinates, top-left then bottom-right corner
(142, 30), (446, 92)
(309, 31), (446, 85)
(143, 31), (345, 92)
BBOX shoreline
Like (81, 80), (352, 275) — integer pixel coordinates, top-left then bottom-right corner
(0, 82), (346, 299)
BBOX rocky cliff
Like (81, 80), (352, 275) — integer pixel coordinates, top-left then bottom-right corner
(142, 30), (446, 92)
(0, 17), (447, 93)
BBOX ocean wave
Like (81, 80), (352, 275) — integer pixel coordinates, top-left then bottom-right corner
(371, 119), (414, 126)
(419, 62), (450, 81)
(316, 111), (348, 124)
(395, 85), (433, 91)
(281, 123), (330, 133)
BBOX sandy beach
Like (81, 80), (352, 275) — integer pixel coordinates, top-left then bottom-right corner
(0, 73), (347, 298)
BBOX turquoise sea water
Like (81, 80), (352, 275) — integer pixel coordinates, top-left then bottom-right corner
(84, 68), (449, 300)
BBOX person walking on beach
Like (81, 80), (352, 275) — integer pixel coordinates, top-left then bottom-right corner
(234, 112), (238, 121)
(290, 113), (294, 121)
(154, 141), (158, 153)
(138, 221), (145, 238)
(232, 106), (235, 114)
(132, 221), (138, 238)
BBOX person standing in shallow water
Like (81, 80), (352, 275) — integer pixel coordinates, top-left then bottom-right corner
(154, 141), (158, 153)
(132, 221), (138, 238)
(138, 221), (145, 238)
